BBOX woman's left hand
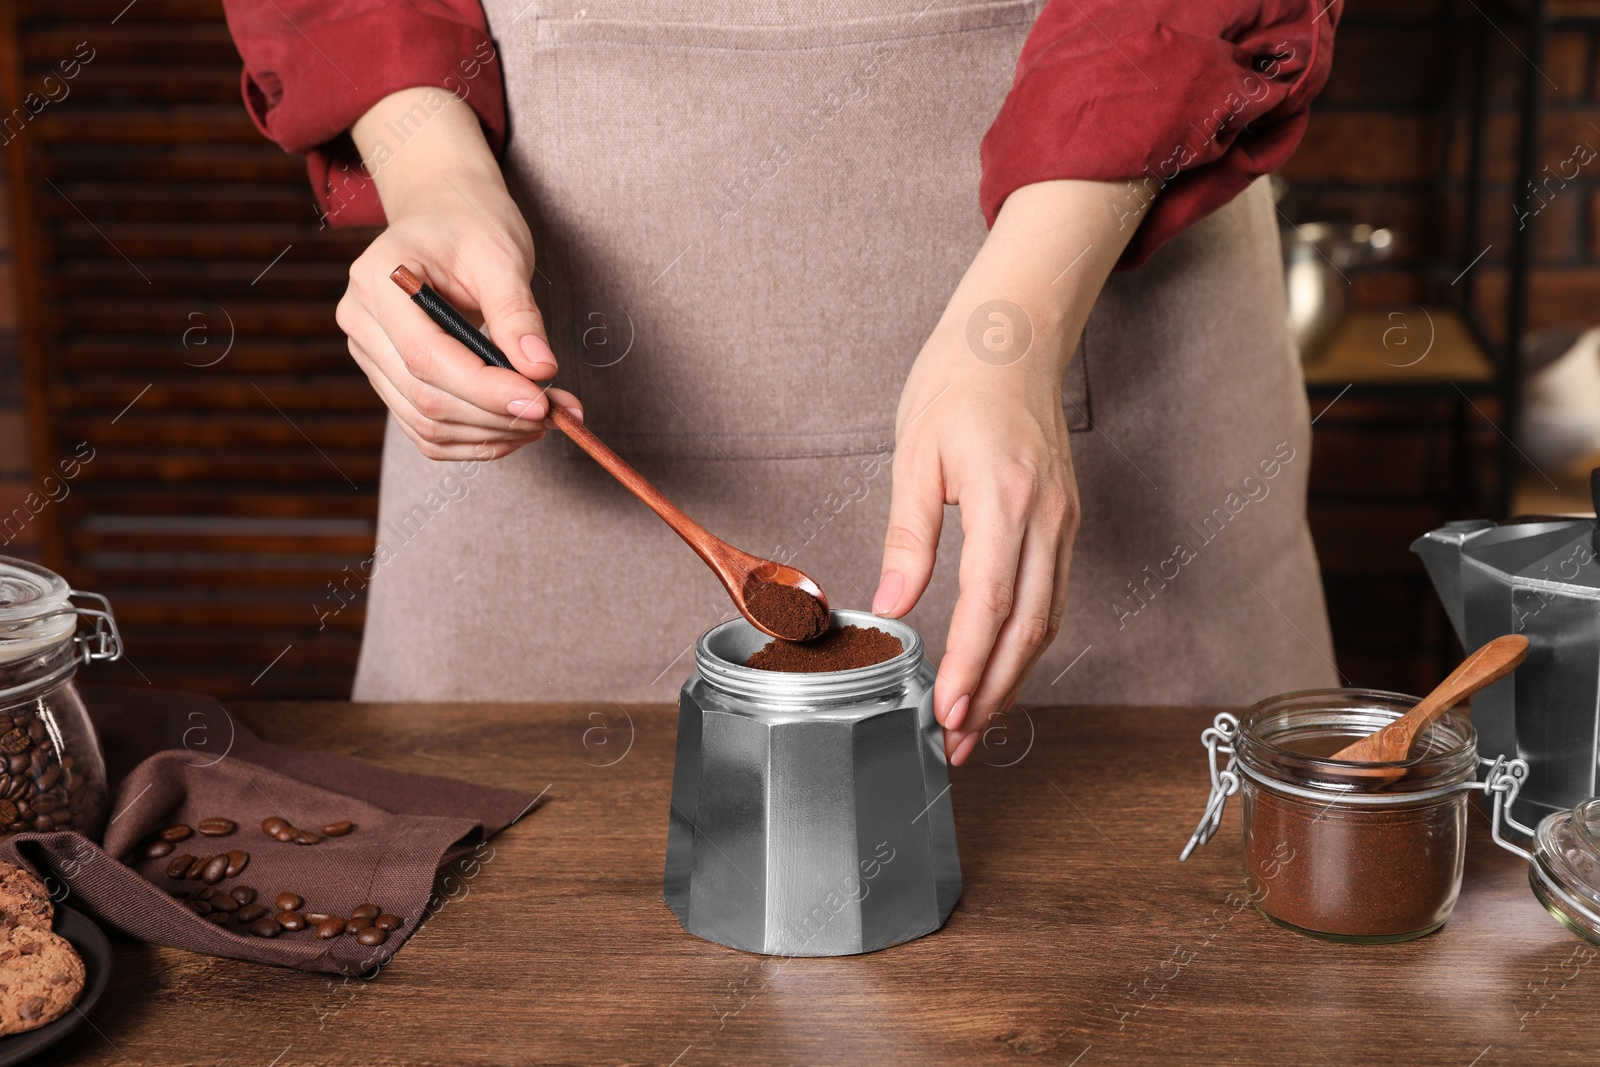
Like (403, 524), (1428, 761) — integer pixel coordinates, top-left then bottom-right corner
(875, 302), (1079, 767)
(873, 179), (1136, 765)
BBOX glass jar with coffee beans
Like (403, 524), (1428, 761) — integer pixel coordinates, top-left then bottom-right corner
(0, 556), (122, 840)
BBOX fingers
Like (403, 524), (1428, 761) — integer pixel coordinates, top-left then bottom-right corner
(340, 293), (548, 429)
(965, 522), (1059, 725)
(356, 350), (548, 454)
(933, 476), (1028, 733)
(539, 387), (584, 424)
(946, 487), (1077, 768)
(875, 446), (945, 619)
(457, 255), (559, 380)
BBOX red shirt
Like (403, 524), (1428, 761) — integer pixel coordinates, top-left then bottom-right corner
(220, 0), (1339, 269)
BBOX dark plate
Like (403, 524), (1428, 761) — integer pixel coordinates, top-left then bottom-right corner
(0, 906), (113, 1066)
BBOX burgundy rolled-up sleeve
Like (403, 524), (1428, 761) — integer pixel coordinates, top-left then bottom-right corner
(981, 0), (1340, 269)
(220, 0), (507, 227)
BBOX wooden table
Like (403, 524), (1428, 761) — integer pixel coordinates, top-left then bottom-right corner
(36, 703), (1600, 1066)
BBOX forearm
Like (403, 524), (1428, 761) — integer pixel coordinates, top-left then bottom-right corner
(940, 179), (1137, 382)
(350, 87), (507, 219)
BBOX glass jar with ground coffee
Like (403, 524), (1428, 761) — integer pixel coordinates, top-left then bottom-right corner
(0, 556), (121, 841)
(1182, 689), (1480, 944)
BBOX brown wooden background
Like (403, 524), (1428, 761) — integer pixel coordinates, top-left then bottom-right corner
(0, 0), (382, 697)
(1, 0), (1596, 698)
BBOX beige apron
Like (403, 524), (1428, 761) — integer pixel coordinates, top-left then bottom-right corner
(351, 0), (1338, 705)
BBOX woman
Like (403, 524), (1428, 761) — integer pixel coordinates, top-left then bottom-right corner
(222, 0), (1340, 763)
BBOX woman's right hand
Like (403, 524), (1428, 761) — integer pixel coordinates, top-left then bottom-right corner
(336, 87), (580, 461)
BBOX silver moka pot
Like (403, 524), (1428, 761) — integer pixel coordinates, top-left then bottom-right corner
(1414, 476), (1600, 825)
(664, 610), (961, 956)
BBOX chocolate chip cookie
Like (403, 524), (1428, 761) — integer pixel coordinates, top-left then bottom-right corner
(0, 863), (53, 931)
(0, 925), (84, 1035)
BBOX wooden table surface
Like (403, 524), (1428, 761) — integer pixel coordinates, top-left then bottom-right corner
(34, 702), (1600, 1066)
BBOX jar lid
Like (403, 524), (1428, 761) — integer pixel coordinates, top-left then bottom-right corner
(0, 558), (79, 663)
(1530, 798), (1600, 943)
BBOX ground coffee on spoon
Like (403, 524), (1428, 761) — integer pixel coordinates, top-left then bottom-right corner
(745, 582), (830, 641)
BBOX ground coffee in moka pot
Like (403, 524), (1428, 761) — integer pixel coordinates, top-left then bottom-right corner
(745, 625), (903, 672)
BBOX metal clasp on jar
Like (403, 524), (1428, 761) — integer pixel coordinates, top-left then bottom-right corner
(1180, 712), (1241, 861)
(1476, 754), (1536, 861)
(61, 590), (123, 665)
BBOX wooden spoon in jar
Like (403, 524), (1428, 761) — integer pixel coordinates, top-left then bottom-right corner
(1329, 634), (1529, 774)
(389, 265), (830, 642)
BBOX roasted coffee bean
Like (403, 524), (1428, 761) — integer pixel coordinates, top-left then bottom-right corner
(32, 793), (58, 814)
(206, 911), (230, 925)
(184, 855), (208, 880)
(321, 821), (353, 837)
(165, 854), (196, 880)
(159, 824), (193, 843)
(374, 914), (401, 932)
(0, 729), (30, 755)
(350, 903), (379, 922)
(5, 753), (25, 775)
(189, 899), (212, 915)
(235, 903), (268, 924)
(229, 885), (257, 906)
(194, 886), (217, 901)
(197, 817), (236, 837)
(4, 778), (24, 801)
(276, 910), (307, 932)
(209, 893), (238, 913)
(303, 911), (335, 924)
(355, 926), (388, 947)
(293, 830), (321, 845)
(272, 827), (296, 843)
(142, 839), (174, 860)
(274, 892), (303, 912)
(29, 814), (52, 832)
(345, 918), (371, 935)
(224, 850), (249, 878)
(315, 918), (344, 940)
(25, 720), (43, 744)
(35, 764), (60, 792)
(199, 854), (228, 885)
(261, 816), (289, 837)
(247, 918), (281, 938)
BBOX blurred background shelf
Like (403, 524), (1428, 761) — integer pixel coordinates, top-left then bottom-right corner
(1302, 307), (1498, 387)
(1511, 464), (1599, 516)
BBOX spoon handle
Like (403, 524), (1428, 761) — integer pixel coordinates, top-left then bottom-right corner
(1331, 633), (1528, 763)
(544, 406), (722, 559)
(1404, 633), (1528, 727)
(389, 266), (728, 570)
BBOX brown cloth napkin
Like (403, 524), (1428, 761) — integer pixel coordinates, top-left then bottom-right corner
(0, 686), (541, 974)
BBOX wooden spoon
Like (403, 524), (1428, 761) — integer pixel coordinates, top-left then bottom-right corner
(389, 266), (829, 641)
(546, 405), (829, 640)
(1329, 634), (1529, 771)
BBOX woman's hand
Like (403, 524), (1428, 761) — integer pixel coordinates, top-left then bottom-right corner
(874, 179), (1137, 765)
(336, 88), (580, 461)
